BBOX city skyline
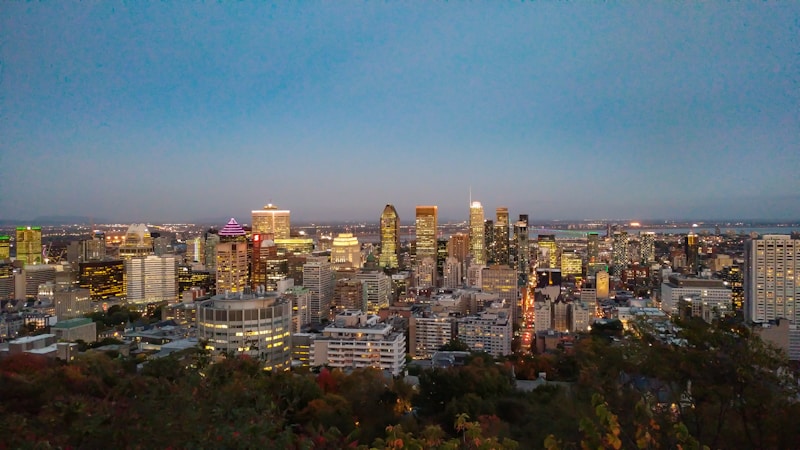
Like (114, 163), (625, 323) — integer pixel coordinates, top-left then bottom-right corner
(2, 3), (798, 223)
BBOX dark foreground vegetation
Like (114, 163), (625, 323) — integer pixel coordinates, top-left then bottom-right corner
(2, 318), (799, 449)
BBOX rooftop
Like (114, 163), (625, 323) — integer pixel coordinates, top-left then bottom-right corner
(52, 317), (94, 329)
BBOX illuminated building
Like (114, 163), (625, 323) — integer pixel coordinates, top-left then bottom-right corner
(312, 310), (406, 376)
(0, 235), (10, 260)
(379, 204), (400, 269)
(15, 226), (42, 265)
(415, 205), (438, 265)
(661, 274), (731, 316)
(481, 264), (519, 325)
(118, 224), (153, 260)
(0, 261), (14, 299)
(560, 250), (583, 277)
(456, 302), (512, 357)
(252, 203), (290, 238)
(22, 265), (56, 299)
(282, 284), (311, 332)
(197, 290), (292, 370)
(596, 270), (610, 299)
(78, 260), (125, 301)
(274, 237), (314, 256)
(356, 269), (390, 313)
(215, 219), (248, 294)
(333, 278), (365, 313)
(442, 256), (462, 289)
(203, 232), (220, 271)
(721, 265), (744, 313)
(251, 235), (287, 291)
(684, 233), (699, 274)
(468, 202), (485, 265)
(745, 235), (800, 327)
(494, 207), (510, 266)
(640, 232), (656, 264)
(251, 204), (291, 239)
(537, 235), (559, 269)
(331, 233), (361, 269)
(513, 215), (529, 282)
(611, 231), (629, 276)
(447, 233), (469, 277)
(415, 257), (436, 289)
(436, 238), (448, 280)
(126, 255), (178, 304)
(303, 260), (333, 324)
(484, 219), (495, 263)
(587, 232), (599, 264)
(177, 265), (213, 295)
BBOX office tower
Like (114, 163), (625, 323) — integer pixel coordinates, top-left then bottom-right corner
(126, 255), (179, 304)
(745, 235), (800, 325)
(538, 235), (558, 269)
(53, 287), (91, 320)
(251, 204), (291, 239)
(251, 235), (287, 291)
(415, 206), (438, 262)
(442, 256), (462, 289)
(303, 260), (333, 324)
(587, 232), (599, 264)
(197, 291), (292, 370)
(216, 219), (248, 294)
(611, 231), (629, 276)
(469, 202), (485, 265)
(186, 236), (205, 264)
(356, 269), (390, 313)
(78, 260), (125, 301)
(447, 233), (469, 264)
(685, 233), (699, 274)
(0, 261), (14, 300)
(481, 265), (519, 324)
(484, 219), (495, 264)
(379, 204), (400, 269)
(0, 235), (10, 260)
(119, 224), (153, 260)
(514, 215), (530, 279)
(494, 207), (510, 266)
(721, 265), (744, 313)
(415, 257), (437, 289)
(331, 233), (361, 270)
(596, 270), (610, 299)
(15, 226), (42, 265)
(333, 278), (366, 313)
(203, 232), (220, 271)
(640, 232), (656, 264)
(560, 250), (582, 277)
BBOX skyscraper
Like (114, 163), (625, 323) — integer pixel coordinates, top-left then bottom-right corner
(469, 202), (485, 265)
(514, 215), (529, 282)
(251, 204), (291, 239)
(537, 235), (558, 269)
(303, 260), (333, 324)
(331, 233), (361, 270)
(15, 226), (42, 265)
(379, 204), (400, 269)
(0, 235), (10, 260)
(640, 232), (656, 264)
(415, 206), (438, 286)
(611, 231), (629, 276)
(745, 235), (800, 325)
(586, 232), (599, 264)
(126, 255), (178, 304)
(215, 218), (248, 294)
(494, 207), (510, 266)
(685, 233), (699, 274)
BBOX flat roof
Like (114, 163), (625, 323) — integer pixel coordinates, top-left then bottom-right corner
(53, 317), (94, 329)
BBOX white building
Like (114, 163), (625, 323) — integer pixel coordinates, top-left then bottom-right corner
(456, 302), (512, 357)
(570, 301), (593, 332)
(660, 274), (731, 314)
(311, 310), (406, 376)
(196, 289), (292, 370)
(126, 255), (178, 304)
(409, 313), (455, 358)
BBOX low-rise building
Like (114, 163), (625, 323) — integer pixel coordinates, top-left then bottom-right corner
(456, 302), (513, 357)
(52, 317), (97, 343)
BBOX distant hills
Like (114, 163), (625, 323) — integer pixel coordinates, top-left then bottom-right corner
(0, 216), (106, 226)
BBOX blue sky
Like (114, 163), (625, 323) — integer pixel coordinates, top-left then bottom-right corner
(1, 3), (798, 224)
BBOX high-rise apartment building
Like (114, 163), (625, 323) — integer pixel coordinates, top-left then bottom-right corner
(469, 202), (485, 265)
(379, 204), (400, 269)
(611, 231), (629, 276)
(442, 256), (462, 289)
(745, 235), (800, 325)
(640, 232), (656, 264)
(356, 269), (390, 313)
(126, 255), (178, 304)
(332, 278), (366, 313)
(15, 226), (42, 265)
(251, 204), (291, 239)
(215, 219), (248, 294)
(303, 260), (333, 324)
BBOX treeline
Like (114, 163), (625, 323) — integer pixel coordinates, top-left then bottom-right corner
(1, 317), (799, 449)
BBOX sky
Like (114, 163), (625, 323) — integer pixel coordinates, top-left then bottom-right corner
(1, 3), (798, 224)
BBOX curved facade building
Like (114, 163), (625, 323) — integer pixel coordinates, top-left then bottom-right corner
(379, 204), (400, 269)
(197, 290), (292, 370)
